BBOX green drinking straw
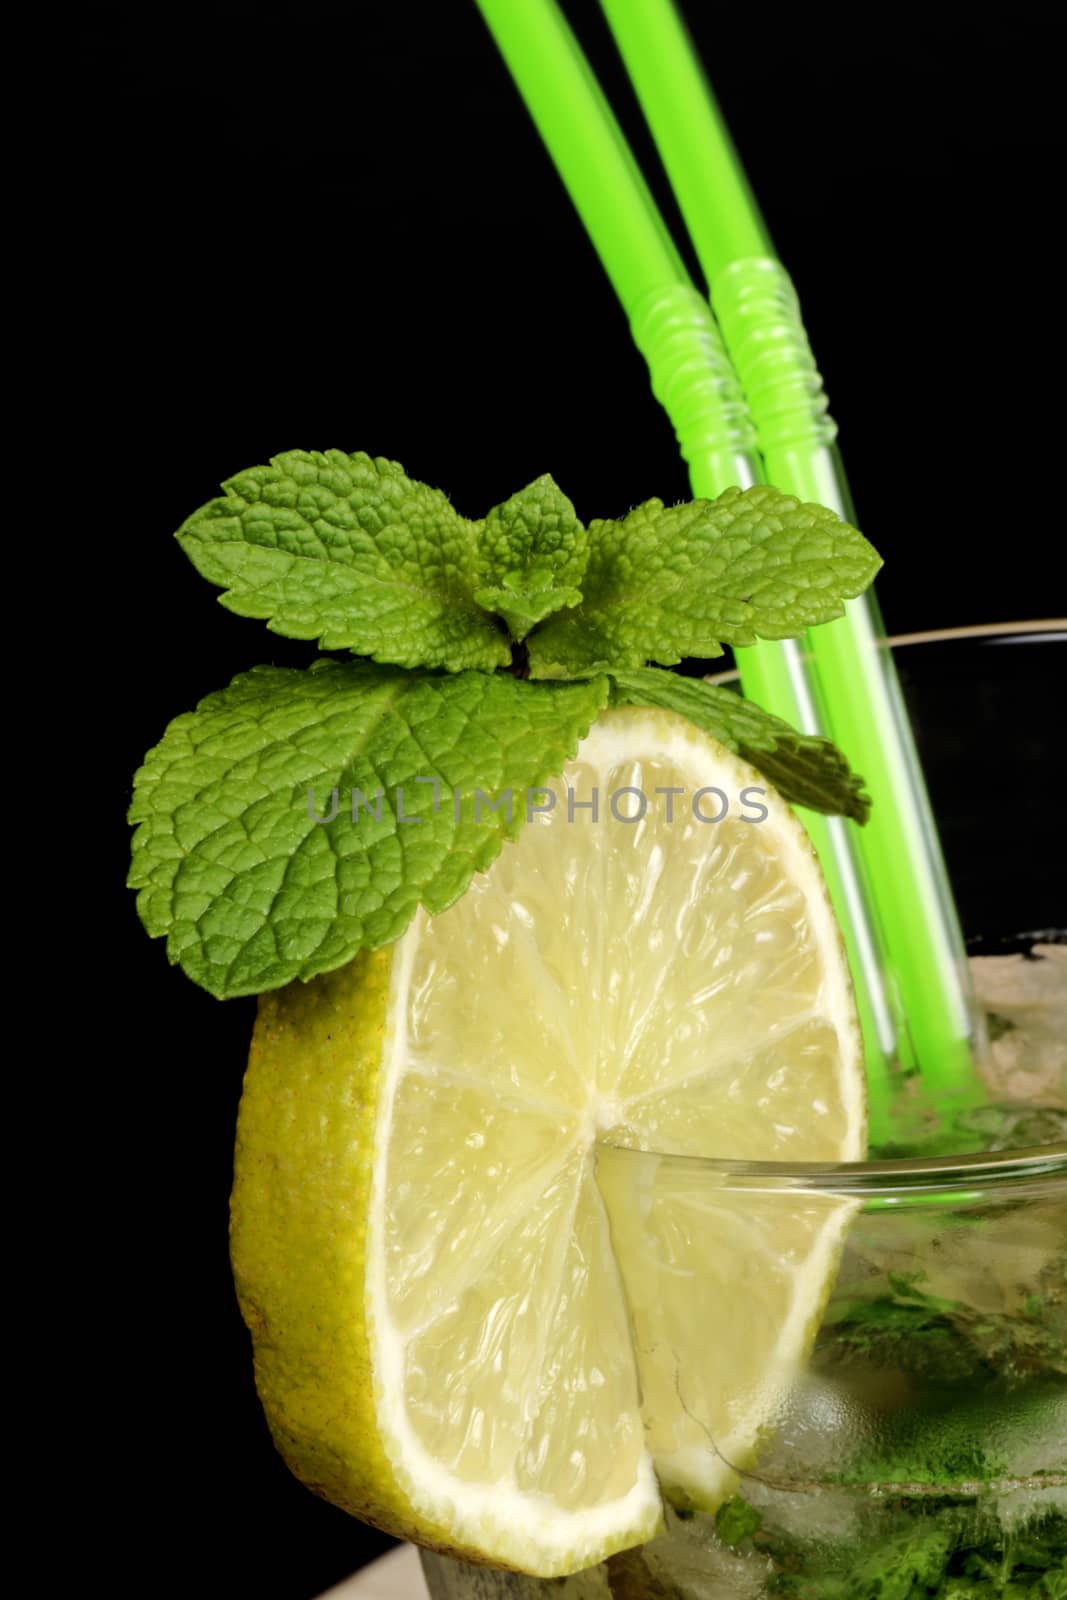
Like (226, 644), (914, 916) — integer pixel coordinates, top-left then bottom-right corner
(473, 0), (894, 1131)
(595, 0), (982, 1108)
(474, 0), (985, 1137)
(469, 0), (754, 485)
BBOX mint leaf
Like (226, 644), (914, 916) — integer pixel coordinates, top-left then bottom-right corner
(747, 1500), (1067, 1598)
(526, 484), (881, 677)
(473, 579), (583, 640)
(473, 474), (588, 640)
(609, 667), (871, 822)
(128, 662), (609, 998)
(177, 450), (511, 672)
(714, 1497), (762, 1547)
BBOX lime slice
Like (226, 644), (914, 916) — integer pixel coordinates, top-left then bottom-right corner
(231, 708), (865, 1575)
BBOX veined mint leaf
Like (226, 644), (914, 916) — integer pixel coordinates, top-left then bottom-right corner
(473, 474), (588, 640)
(477, 474), (588, 589)
(128, 662), (609, 999)
(609, 667), (871, 822)
(177, 450), (511, 672)
(526, 484), (881, 677)
(473, 579), (583, 640)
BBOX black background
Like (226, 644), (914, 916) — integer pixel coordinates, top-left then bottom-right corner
(71, 4), (1062, 1597)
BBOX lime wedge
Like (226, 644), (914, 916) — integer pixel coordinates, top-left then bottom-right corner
(231, 708), (865, 1574)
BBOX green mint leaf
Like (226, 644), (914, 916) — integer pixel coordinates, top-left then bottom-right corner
(473, 474), (589, 640)
(609, 667), (871, 823)
(714, 1497), (763, 1547)
(473, 581), (583, 640)
(176, 450), (511, 672)
(128, 662), (609, 999)
(526, 484), (881, 677)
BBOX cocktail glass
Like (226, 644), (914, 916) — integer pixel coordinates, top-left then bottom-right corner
(419, 623), (1067, 1600)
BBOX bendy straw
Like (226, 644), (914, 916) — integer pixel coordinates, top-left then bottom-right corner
(473, 0), (896, 1129)
(469, 0), (752, 490)
(596, 0), (982, 1106)
(474, 0), (985, 1133)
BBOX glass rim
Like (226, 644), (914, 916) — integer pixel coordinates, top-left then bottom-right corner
(621, 619), (1067, 1190)
(703, 617), (1066, 686)
(595, 1141), (1067, 1197)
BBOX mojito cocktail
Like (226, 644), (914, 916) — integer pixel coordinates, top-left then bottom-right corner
(415, 625), (1066, 1600)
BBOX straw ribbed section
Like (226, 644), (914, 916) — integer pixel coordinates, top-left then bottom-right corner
(629, 283), (757, 492)
(712, 258), (837, 454)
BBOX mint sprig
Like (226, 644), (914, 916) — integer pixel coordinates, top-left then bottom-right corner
(132, 452), (882, 998)
(178, 453), (880, 674)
